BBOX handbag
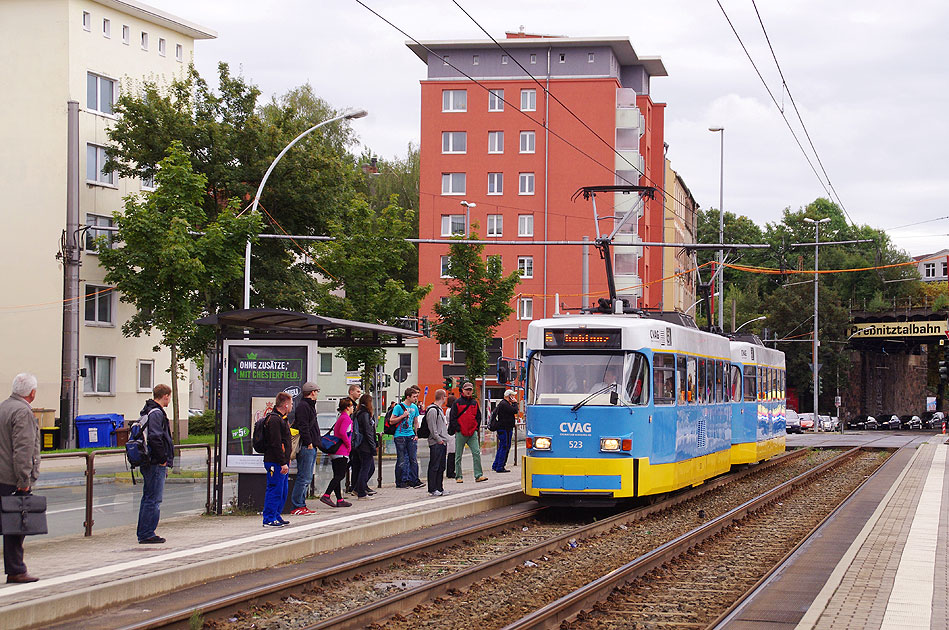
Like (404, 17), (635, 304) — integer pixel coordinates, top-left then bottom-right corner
(318, 428), (343, 454)
(0, 494), (48, 536)
(290, 427), (301, 458)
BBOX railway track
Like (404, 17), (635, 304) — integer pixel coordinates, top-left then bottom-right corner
(94, 448), (858, 630)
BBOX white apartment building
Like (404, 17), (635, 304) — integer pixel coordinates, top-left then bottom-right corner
(914, 249), (949, 284)
(0, 0), (215, 429)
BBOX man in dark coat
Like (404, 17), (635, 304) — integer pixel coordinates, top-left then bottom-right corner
(137, 383), (174, 544)
(262, 392), (293, 527)
(0, 373), (41, 582)
(491, 389), (518, 473)
(290, 382), (320, 515)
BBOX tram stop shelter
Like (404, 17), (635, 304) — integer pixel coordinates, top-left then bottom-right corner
(196, 308), (422, 513)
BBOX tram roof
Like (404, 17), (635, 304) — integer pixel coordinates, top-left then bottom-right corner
(730, 339), (786, 368)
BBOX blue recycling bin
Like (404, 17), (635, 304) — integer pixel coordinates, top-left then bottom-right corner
(75, 414), (125, 448)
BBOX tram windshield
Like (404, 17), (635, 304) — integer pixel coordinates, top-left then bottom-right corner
(526, 352), (648, 406)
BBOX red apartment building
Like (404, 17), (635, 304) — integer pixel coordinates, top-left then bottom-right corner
(409, 33), (667, 398)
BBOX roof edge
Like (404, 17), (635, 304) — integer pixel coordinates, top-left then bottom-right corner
(94, 0), (217, 39)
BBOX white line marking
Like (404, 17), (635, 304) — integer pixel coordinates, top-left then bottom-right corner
(1, 481), (521, 596)
(47, 501), (125, 515)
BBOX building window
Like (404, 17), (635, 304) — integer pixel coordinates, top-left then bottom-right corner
(440, 256), (451, 278)
(472, 54), (479, 65)
(86, 144), (115, 185)
(519, 130), (536, 153)
(439, 343), (452, 361)
(501, 54), (509, 64)
(518, 298), (533, 320)
(399, 353), (412, 370)
(84, 356), (114, 395)
(520, 89), (536, 111)
(559, 53), (566, 63)
(82, 11), (91, 31)
(518, 214), (534, 237)
(441, 214), (465, 236)
(517, 339), (528, 361)
(122, 25), (130, 45)
(441, 131), (467, 153)
(518, 256), (534, 278)
(488, 130), (504, 153)
(84, 284), (113, 324)
(158, 38), (166, 56)
(519, 172), (535, 195)
(141, 31), (148, 50)
(588, 52), (595, 63)
(85, 214), (114, 250)
(924, 262), (936, 278)
(441, 173), (466, 195)
(86, 73), (116, 116)
(530, 54), (536, 64)
(141, 172), (156, 191)
(442, 89), (466, 112)
(488, 172), (503, 195)
(102, 18), (110, 38)
(319, 352), (333, 374)
(137, 360), (154, 392)
(175, 43), (183, 62)
(487, 214), (503, 237)
(488, 89), (504, 111)
(943, 262), (948, 277)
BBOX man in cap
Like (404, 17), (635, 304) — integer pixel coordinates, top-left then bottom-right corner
(290, 381), (320, 515)
(449, 382), (487, 483)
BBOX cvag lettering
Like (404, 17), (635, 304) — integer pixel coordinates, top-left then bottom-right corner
(560, 422), (592, 433)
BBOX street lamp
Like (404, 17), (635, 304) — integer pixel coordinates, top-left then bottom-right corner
(735, 315), (766, 333)
(460, 200), (476, 237)
(685, 291), (719, 315)
(708, 127), (725, 332)
(803, 216), (831, 429)
(243, 108), (368, 309)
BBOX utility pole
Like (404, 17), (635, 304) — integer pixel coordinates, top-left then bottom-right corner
(803, 217), (829, 428)
(60, 100), (81, 448)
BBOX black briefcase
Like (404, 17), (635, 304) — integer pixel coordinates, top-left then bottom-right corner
(0, 494), (48, 536)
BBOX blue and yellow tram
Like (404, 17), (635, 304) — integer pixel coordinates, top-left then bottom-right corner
(521, 314), (786, 505)
(729, 339), (786, 465)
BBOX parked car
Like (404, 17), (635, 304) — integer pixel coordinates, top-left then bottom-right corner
(785, 409), (803, 434)
(922, 411), (945, 430)
(818, 415), (835, 431)
(900, 415), (922, 430)
(864, 416), (879, 430)
(878, 414), (901, 430)
(799, 413), (815, 431)
(847, 415), (868, 430)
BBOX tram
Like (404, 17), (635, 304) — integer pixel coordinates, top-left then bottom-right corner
(521, 312), (786, 505)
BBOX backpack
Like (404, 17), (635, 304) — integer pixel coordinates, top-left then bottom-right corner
(383, 403), (404, 436)
(125, 412), (150, 468)
(252, 414), (271, 454)
(417, 405), (437, 439)
(351, 409), (363, 449)
(488, 405), (500, 432)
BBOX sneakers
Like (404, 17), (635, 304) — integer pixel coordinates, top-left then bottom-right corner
(495, 468), (511, 473)
(411, 481), (425, 489)
(336, 499), (352, 507)
(320, 494), (337, 508)
(476, 476), (489, 482)
(138, 535), (166, 544)
(366, 489), (377, 495)
(429, 490), (442, 496)
(277, 518), (290, 525)
(456, 478), (464, 483)
(290, 507), (316, 516)
(263, 520), (287, 528)
(356, 494), (373, 500)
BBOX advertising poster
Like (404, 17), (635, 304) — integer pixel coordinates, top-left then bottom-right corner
(223, 341), (311, 472)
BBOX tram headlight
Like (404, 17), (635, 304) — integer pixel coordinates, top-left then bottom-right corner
(533, 436), (552, 451)
(600, 438), (621, 452)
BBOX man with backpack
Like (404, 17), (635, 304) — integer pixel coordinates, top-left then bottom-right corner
(262, 392), (293, 527)
(289, 382), (320, 516)
(137, 383), (174, 544)
(424, 389), (450, 496)
(391, 387), (424, 489)
(449, 382), (487, 483)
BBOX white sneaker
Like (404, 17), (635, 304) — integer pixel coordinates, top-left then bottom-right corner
(429, 490), (442, 496)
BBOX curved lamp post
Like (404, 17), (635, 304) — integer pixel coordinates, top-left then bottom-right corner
(803, 216), (831, 429)
(243, 108), (368, 309)
(735, 315), (766, 333)
(685, 291), (719, 315)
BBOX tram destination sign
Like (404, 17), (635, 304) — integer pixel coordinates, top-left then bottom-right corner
(848, 321), (948, 339)
(544, 328), (621, 349)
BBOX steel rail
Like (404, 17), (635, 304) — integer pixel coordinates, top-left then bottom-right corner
(500, 446), (863, 630)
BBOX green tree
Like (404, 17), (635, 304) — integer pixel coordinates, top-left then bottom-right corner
(98, 143), (261, 441)
(433, 231), (521, 381)
(309, 197), (431, 380)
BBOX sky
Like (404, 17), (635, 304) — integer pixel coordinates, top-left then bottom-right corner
(151, 0), (949, 257)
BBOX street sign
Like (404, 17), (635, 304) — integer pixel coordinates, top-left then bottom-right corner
(810, 363), (823, 374)
(442, 364), (468, 377)
(834, 396), (841, 407)
(393, 367), (409, 383)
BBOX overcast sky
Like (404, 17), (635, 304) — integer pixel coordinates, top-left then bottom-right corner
(151, 0), (949, 258)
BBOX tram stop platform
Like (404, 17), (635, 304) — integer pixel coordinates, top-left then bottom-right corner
(721, 431), (949, 630)
(0, 459), (527, 630)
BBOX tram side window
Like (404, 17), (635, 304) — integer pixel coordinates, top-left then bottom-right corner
(730, 364), (741, 401)
(723, 361), (731, 403)
(757, 366), (765, 400)
(677, 355), (688, 404)
(697, 358), (706, 403)
(715, 360), (724, 403)
(686, 357), (697, 404)
(770, 368), (776, 400)
(653, 353), (675, 405)
(743, 367), (756, 402)
(780, 370), (785, 398)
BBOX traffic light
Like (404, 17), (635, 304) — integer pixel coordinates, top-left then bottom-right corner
(497, 358), (510, 384)
(444, 377), (453, 389)
(939, 358), (948, 382)
(421, 317), (431, 337)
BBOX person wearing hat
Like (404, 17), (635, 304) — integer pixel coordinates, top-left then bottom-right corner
(491, 389), (519, 473)
(449, 382), (487, 483)
(290, 381), (320, 515)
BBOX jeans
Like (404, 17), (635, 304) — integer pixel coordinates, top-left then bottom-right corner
(136, 463), (167, 541)
(354, 447), (375, 496)
(324, 456), (349, 500)
(394, 436), (420, 487)
(0, 483), (25, 575)
(263, 462), (288, 523)
(290, 447), (316, 508)
(454, 432), (483, 480)
(428, 443), (447, 493)
(493, 428), (512, 471)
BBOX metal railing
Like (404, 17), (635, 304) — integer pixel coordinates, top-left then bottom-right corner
(40, 443), (212, 537)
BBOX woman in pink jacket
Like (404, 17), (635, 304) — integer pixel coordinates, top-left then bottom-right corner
(320, 397), (353, 508)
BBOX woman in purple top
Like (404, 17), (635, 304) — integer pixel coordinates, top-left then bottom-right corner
(321, 397), (354, 508)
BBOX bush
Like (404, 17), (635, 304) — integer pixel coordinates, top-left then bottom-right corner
(188, 410), (216, 435)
